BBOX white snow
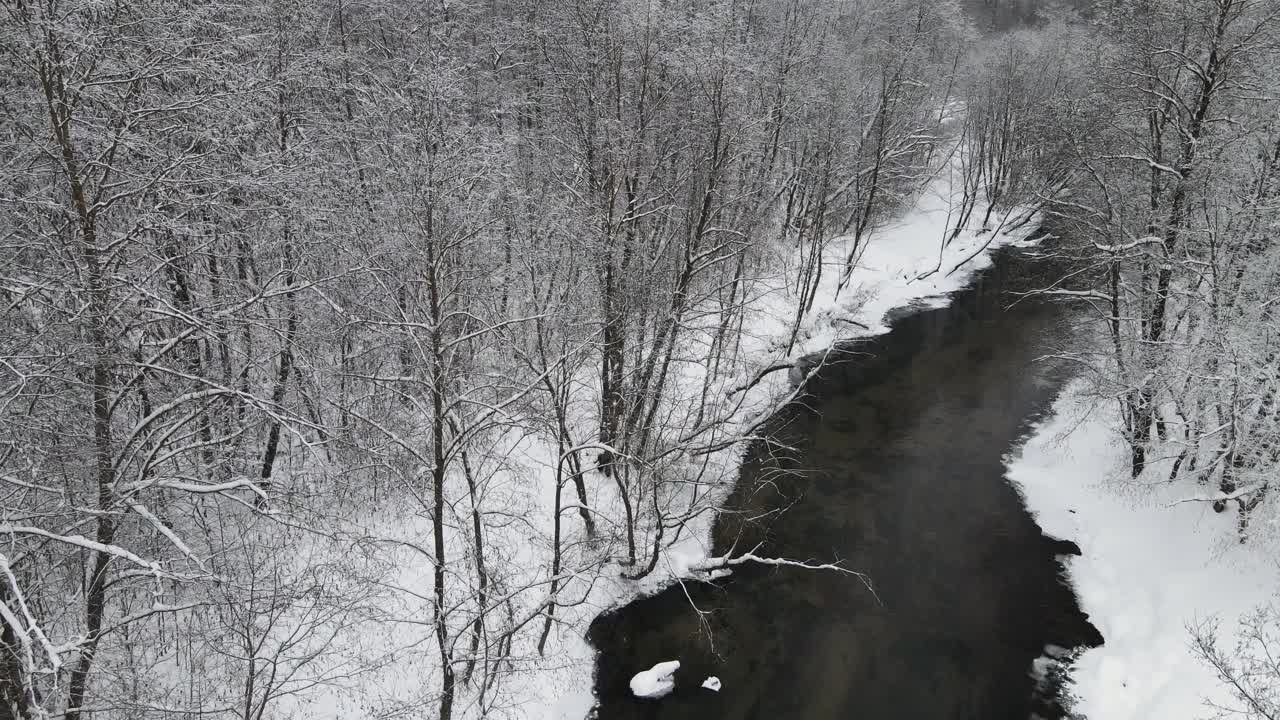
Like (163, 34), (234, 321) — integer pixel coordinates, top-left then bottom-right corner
(629, 660), (681, 699)
(1008, 382), (1280, 719)
(701, 676), (722, 692)
(736, 163), (1040, 372)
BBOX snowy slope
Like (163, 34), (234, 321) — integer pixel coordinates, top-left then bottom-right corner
(1009, 383), (1279, 719)
(739, 164), (1042, 366)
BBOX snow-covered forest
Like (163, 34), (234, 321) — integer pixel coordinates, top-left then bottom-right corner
(1, 0), (1278, 717)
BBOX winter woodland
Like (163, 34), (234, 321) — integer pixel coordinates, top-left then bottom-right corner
(2, 0), (1279, 718)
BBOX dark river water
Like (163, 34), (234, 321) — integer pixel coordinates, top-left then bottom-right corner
(588, 246), (1103, 720)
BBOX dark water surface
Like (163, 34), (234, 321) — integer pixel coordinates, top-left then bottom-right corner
(588, 247), (1103, 720)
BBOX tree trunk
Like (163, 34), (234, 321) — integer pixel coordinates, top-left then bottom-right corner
(41, 58), (117, 720)
(425, 214), (455, 720)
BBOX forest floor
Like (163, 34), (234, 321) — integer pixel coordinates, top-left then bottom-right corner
(1010, 383), (1278, 719)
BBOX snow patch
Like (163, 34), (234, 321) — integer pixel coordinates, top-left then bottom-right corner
(1008, 382), (1280, 719)
(630, 660), (681, 699)
(701, 676), (722, 692)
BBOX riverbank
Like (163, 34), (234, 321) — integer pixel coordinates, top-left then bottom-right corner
(534, 161), (1051, 717)
(254, 150), (1053, 720)
(1009, 383), (1280, 718)
(587, 243), (1101, 719)
(270, 153), (1049, 720)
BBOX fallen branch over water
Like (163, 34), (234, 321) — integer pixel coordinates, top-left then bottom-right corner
(688, 547), (881, 605)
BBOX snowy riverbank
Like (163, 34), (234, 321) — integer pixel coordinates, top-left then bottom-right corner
(537, 162), (1045, 717)
(1009, 383), (1280, 719)
(269, 157), (1045, 720)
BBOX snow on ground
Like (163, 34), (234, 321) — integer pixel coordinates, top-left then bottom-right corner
(737, 168), (1041, 370)
(1008, 382), (1280, 719)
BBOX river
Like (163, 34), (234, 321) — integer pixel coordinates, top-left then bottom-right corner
(587, 245), (1104, 719)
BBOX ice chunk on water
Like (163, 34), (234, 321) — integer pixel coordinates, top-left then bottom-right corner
(630, 660), (680, 699)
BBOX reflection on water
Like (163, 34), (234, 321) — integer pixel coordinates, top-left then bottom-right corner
(588, 248), (1103, 720)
